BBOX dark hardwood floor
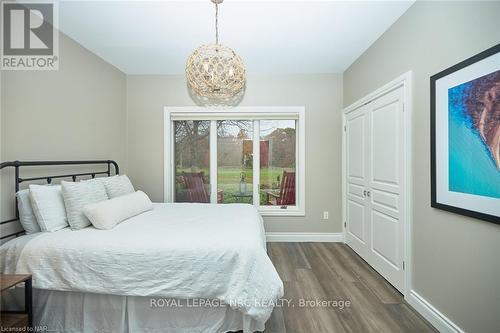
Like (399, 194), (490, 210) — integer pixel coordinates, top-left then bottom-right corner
(262, 243), (437, 333)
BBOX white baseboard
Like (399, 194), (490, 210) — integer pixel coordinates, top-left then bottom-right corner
(265, 232), (345, 242)
(406, 290), (464, 333)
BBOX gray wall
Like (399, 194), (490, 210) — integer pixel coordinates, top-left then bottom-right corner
(343, 2), (500, 332)
(126, 74), (343, 233)
(1, 33), (127, 220)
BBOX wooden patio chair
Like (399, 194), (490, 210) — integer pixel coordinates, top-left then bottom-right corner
(181, 172), (223, 203)
(265, 171), (296, 206)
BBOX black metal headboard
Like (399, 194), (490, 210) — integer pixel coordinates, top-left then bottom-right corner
(0, 160), (119, 241)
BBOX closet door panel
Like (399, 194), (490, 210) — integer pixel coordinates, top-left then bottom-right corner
(345, 107), (370, 257)
(371, 210), (399, 267)
(371, 100), (400, 186)
(367, 87), (405, 292)
(347, 200), (365, 242)
(347, 114), (365, 180)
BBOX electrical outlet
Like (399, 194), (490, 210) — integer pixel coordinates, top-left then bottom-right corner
(323, 211), (329, 220)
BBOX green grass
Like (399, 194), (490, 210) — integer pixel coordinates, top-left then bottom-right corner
(175, 167), (291, 204)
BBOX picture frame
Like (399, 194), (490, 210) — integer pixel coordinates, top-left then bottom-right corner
(431, 43), (500, 225)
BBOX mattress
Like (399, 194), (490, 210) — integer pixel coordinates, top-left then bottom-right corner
(0, 203), (283, 332)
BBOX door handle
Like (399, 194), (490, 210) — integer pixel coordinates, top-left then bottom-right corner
(363, 190), (367, 197)
(367, 191), (371, 197)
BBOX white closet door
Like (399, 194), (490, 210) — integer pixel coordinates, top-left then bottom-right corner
(345, 86), (405, 293)
(367, 87), (405, 292)
(345, 105), (370, 259)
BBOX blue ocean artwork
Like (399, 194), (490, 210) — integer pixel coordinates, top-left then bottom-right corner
(448, 70), (500, 199)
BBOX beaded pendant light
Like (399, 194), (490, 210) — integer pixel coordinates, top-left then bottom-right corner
(186, 0), (246, 100)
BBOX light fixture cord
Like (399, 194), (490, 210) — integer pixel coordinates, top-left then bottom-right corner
(215, 3), (219, 44)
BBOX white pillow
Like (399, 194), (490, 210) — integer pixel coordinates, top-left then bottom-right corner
(92, 175), (135, 199)
(16, 189), (41, 234)
(29, 185), (68, 232)
(61, 181), (108, 230)
(83, 191), (152, 230)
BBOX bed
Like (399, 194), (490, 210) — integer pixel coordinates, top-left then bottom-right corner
(0, 160), (283, 333)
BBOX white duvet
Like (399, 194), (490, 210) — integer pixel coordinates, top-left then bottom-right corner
(0, 203), (284, 330)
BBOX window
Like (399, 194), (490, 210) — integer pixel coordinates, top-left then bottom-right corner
(165, 107), (305, 216)
(260, 120), (296, 207)
(217, 120), (254, 204)
(174, 120), (211, 203)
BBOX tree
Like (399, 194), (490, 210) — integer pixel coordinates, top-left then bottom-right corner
(175, 121), (210, 170)
(175, 120), (252, 170)
(264, 128), (296, 167)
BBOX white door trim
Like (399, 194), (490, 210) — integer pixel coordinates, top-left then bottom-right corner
(342, 71), (413, 297)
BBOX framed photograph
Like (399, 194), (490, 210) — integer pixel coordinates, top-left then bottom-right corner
(431, 44), (500, 225)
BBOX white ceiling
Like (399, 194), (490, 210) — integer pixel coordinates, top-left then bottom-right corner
(58, 0), (414, 75)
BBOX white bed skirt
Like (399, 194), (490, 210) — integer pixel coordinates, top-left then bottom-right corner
(2, 288), (264, 333)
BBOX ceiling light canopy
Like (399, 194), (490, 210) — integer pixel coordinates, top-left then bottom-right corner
(185, 0), (246, 101)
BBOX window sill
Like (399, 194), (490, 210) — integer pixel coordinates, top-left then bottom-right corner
(259, 209), (305, 217)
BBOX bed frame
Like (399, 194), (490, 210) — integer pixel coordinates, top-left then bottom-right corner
(0, 160), (119, 242)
